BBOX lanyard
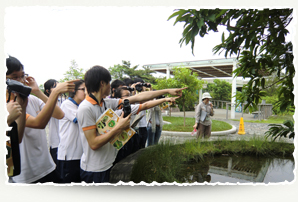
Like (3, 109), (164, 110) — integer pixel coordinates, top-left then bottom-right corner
(89, 93), (107, 112)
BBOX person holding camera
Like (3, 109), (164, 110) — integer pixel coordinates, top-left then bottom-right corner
(6, 93), (28, 143)
(57, 80), (85, 183)
(132, 78), (152, 149)
(193, 92), (214, 139)
(6, 91), (28, 180)
(110, 79), (125, 98)
(146, 93), (165, 147)
(6, 56), (77, 183)
(44, 79), (62, 167)
(77, 66), (186, 183)
(123, 78), (134, 88)
(112, 86), (180, 163)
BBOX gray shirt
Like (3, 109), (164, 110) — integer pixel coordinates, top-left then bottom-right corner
(195, 102), (214, 126)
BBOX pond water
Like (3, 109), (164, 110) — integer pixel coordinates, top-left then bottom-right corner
(178, 155), (295, 184)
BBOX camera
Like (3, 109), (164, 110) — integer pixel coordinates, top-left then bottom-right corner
(123, 99), (131, 118)
(135, 83), (151, 92)
(126, 86), (135, 92)
(6, 79), (31, 98)
(156, 95), (165, 99)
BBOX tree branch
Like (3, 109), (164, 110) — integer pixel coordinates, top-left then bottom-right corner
(262, 76), (287, 90)
(218, 23), (270, 31)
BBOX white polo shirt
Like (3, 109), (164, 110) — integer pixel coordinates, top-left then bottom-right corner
(77, 95), (123, 172)
(114, 103), (143, 125)
(58, 98), (83, 161)
(48, 99), (62, 149)
(137, 110), (147, 127)
(12, 95), (56, 183)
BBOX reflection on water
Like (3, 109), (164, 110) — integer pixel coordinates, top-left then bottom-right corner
(177, 155), (294, 183)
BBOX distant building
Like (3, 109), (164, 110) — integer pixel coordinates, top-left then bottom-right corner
(144, 58), (245, 119)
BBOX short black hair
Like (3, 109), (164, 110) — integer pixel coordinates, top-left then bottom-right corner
(6, 56), (24, 75)
(84, 65), (111, 94)
(123, 78), (134, 86)
(44, 79), (58, 97)
(133, 77), (144, 84)
(69, 79), (85, 98)
(111, 79), (125, 94)
(113, 86), (129, 99)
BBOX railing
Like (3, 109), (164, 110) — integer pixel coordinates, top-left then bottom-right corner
(211, 100), (229, 109)
(211, 100), (272, 120)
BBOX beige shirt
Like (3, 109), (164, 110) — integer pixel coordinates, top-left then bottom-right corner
(195, 102), (214, 126)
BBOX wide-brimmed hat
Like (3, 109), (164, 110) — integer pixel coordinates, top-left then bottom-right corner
(202, 92), (212, 100)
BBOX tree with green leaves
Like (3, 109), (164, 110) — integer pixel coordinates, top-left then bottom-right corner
(168, 9), (294, 139)
(39, 84), (44, 93)
(260, 71), (294, 115)
(109, 60), (156, 84)
(155, 67), (205, 126)
(60, 60), (85, 82)
(206, 79), (231, 101)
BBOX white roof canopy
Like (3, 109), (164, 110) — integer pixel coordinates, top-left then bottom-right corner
(143, 58), (237, 78)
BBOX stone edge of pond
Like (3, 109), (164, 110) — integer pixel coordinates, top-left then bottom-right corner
(109, 148), (146, 184)
(162, 124), (237, 137)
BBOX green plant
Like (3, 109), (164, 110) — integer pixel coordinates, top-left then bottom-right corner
(265, 120), (295, 141)
(168, 8), (294, 116)
(206, 79), (232, 101)
(108, 60), (156, 84)
(130, 139), (294, 183)
(60, 60), (85, 82)
(155, 67), (205, 126)
(162, 117), (232, 132)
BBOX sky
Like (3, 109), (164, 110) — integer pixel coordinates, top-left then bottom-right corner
(4, 7), (233, 85)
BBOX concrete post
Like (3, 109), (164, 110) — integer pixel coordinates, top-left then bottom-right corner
(231, 59), (237, 119)
(258, 105), (261, 121)
(166, 66), (170, 79)
(226, 103), (229, 120)
(199, 88), (202, 103)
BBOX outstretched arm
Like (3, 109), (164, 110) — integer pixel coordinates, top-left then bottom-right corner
(26, 80), (77, 129)
(127, 87), (187, 104)
(140, 97), (179, 111)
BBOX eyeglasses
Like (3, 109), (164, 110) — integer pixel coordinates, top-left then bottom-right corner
(78, 88), (85, 91)
(6, 73), (28, 81)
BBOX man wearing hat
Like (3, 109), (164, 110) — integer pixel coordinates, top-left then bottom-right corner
(193, 92), (214, 139)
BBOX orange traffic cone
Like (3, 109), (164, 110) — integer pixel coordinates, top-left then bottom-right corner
(238, 117), (246, 135)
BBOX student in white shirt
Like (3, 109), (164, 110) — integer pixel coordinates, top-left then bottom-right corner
(77, 65), (186, 183)
(44, 79), (61, 167)
(6, 91), (28, 179)
(113, 86), (179, 164)
(57, 80), (85, 183)
(146, 93), (165, 147)
(6, 56), (77, 183)
(133, 78), (151, 149)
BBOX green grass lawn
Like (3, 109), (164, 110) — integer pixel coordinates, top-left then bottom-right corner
(231, 114), (294, 124)
(163, 117), (232, 132)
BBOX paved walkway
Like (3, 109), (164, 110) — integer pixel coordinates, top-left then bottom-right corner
(160, 109), (293, 144)
(167, 108), (258, 121)
(163, 109), (271, 135)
